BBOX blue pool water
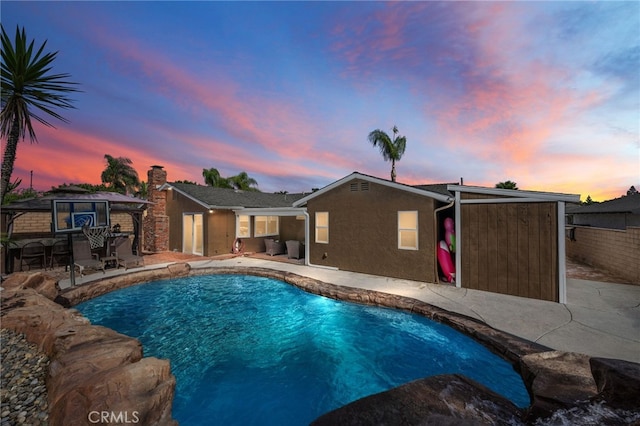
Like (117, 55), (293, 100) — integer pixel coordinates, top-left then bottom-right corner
(76, 274), (530, 425)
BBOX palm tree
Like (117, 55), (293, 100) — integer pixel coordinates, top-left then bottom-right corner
(0, 25), (81, 203)
(495, 181), (518, 190)
(202, 167), (232, 188)
(135, 181), (148, 199)
(367, 125), (407, 182)
(229, 171), (259, 191)
(101, 154), (140, 194)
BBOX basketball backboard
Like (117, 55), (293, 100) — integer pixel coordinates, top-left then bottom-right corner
(51, 199), (110, 234)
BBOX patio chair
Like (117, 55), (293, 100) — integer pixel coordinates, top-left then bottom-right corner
(73, 238), (105, 277)
(265, 238), (286, 256)
(114, 236), (144, 270)
(49, 240), (71, 271)
(19, 241), (47, 271)
(286, 240), (304, 259)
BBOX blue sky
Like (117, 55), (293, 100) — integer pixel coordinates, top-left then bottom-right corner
(2, 1), (639, 200)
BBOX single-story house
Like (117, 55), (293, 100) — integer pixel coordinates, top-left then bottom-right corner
(292, 172), (454, 284)
(143, 165), (307, 256)
(292, 173), (579, 303)
(144, 166), (581, 302)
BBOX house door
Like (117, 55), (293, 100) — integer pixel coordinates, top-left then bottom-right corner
(183, 213), (204, 255)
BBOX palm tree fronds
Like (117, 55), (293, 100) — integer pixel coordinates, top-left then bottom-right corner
(367, 125), (408, 182)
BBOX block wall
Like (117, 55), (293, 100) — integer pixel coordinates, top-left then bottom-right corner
(12, 212), (51, 234)
(11, 212), (134, 234)
(566, 226), (640, 285)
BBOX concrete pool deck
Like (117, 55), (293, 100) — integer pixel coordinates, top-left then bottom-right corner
(59, 256), (640, 363)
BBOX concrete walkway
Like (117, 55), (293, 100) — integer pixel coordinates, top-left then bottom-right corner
(60, 256), (640, 363)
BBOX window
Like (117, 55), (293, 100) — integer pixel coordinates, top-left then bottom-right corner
(255, 215), (279, 237)
(236, 215), (250, 238)
(398, 211), (418, 250)
(315, 212), (329, 243)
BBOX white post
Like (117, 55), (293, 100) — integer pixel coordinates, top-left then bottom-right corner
(557, 201), (567, 304)
(455, 191), (462, 288)
(304, 211), (310, 265)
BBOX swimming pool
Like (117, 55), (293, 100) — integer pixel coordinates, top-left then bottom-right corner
(77, 274), (530, 425)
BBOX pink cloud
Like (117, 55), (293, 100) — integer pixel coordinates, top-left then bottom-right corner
(87, 25), (356, 176)
(10, 124), (175, 190)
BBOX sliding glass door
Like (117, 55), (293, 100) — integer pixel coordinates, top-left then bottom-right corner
(183, 213), (204, 255)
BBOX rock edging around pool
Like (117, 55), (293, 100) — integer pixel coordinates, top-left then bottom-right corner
(4, 264), (640, 425)
(1, 272), (178, 426)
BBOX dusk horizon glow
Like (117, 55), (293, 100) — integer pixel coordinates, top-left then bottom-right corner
(3, 1), (639, 202)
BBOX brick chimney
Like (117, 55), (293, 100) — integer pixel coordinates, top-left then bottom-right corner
(143, 165), (169, 252)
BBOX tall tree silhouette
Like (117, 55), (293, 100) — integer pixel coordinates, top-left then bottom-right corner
(0, 25), (80, 203)
(202, 167), (232, 188)
(367, 125), (407, 182)
(101, 155), (140, 194)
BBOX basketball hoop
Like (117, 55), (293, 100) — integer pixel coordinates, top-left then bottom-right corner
(83, 225), (110, 249)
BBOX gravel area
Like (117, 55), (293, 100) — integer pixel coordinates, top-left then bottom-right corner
(0, 329), (49, 426)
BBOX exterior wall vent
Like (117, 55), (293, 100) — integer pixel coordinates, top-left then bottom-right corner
(360, 182), (370, 191)
(350, 183), (358, 192)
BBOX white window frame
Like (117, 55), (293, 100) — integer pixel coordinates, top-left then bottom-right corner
(398, 210), (418, 250)
(315, 211), (329, 244)
(254, 215), (279, 237)
(236, 214), (250, 238)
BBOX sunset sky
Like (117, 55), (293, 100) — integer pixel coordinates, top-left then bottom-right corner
(2, 1), (638, 201)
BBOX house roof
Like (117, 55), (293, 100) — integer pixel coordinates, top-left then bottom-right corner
(293, 172), (453, 207)
(412, 183), (458, 197)
(164, 182), (307, 209)
(565, 193), (640, 215)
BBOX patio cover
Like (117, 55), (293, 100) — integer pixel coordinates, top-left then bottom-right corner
(1, 191), (152, 212)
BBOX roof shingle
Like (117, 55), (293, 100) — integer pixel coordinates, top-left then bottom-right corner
(169, 183), (306, 208)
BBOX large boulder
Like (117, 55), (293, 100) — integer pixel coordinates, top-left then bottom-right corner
(590, 357), (640, 410)
(0, 287), (90, 353)
(1, 272), (60, 300)
(520, 351), (597, 421)
(49, 357), (176, 426)
(47, 324), (144, 408)
(311, 374), (523, 425)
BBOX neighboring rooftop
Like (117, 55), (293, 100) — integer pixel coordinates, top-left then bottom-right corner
(566, 193), (640, 215)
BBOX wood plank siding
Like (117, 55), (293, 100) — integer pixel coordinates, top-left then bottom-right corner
(460, 193), (559, 302)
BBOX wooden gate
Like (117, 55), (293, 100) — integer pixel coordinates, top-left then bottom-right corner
(460, 198), (559, 302)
